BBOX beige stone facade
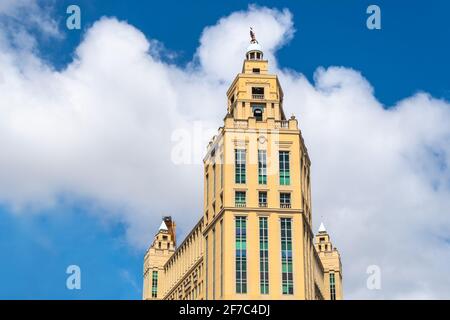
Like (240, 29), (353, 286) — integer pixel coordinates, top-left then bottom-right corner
(143, 38), (343, 300)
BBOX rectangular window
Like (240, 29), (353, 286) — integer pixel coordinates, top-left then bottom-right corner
(252, 87), (264, 99)
(235, 216), (247, 294)
(235, 191), (246, 207)
(259, 191), (267, 208)
(151, 271), (158, 298)
(280, 193), (291, 208)
(259, 217), (269, 294)
(235, 149), (246, 184)
(258, 150), (267, 184)
(281, 218), (294, 295)
(279, 151), (290, 185)
(330, 273), (336, 300)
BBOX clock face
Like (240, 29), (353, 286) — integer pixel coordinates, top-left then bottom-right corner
(258, 136), (266, 144)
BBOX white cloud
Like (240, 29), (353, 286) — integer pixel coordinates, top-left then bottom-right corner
(0, 5), (449, 299)
(0, 0), (61, 50)
(194, 5), (294, 81)
(280, 68), (450, 299)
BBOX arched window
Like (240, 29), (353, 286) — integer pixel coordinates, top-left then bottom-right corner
(254, 108), (263, 121)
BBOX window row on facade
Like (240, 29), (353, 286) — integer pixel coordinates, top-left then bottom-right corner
(206, 149), (292, 207)
(165, 262), (205, 300)
(235, 190), (291, 209)
(167, 280), (204, 300)
(235, 149), (291, 186)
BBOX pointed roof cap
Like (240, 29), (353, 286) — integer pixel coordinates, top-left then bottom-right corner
(159, 220), (168, 231)
(318, 222), (327, 233)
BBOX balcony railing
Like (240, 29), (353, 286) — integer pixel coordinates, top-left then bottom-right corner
(252, 94), (264, 100)
(235, 202), (246, 208)
(280, 203), (291, 209)
(234, 120), (248, 129)
(259, 202), (268, 208)
(275, 120), (289, 129)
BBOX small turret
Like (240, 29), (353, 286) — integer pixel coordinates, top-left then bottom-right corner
(315, 222), (333, 252)
(143, 217), (177, 300)
(314, 222), (343, 300)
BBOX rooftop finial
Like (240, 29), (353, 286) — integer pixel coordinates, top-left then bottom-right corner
(250, 27), (258, 44)
(246, 27), (263, 60)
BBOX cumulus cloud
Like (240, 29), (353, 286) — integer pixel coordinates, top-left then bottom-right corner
(281, 69), (450, 299)
(194, 5), (294, 81)
(0, 4), (449, 299)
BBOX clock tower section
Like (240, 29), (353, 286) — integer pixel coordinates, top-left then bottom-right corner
(201, 31), (316, 300)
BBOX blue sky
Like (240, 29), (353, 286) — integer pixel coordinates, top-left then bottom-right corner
(0, 0), (449, 299)
(0, 204), (141, 299)
(46, 0), (450, 106)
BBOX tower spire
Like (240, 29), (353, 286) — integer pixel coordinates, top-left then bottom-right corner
(318, 222), (327, 233)
(159, 220), (168, 231)
(246, 27), (263, 61)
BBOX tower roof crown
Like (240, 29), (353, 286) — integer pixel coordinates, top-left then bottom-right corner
(246, 27), (263, 60)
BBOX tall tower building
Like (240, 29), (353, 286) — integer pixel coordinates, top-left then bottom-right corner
(143, 30), (343, 300)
